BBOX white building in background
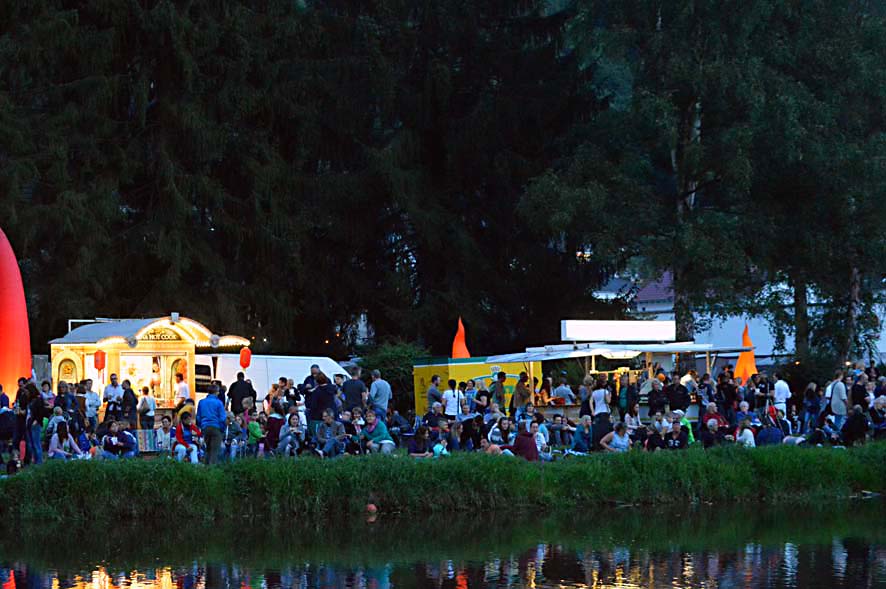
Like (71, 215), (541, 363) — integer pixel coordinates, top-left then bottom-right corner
(594, 273), (783, 364)
(595, 272), (886, 364)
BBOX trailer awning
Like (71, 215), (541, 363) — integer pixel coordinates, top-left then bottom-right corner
(485, 342), (754, 365)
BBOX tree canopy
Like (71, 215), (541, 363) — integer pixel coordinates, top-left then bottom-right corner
(2, 0), (886, 361)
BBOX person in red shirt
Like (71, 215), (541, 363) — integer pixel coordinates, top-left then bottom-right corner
(175, 411), (202, 464)
(509, 421), (539, 462)
(701, 402), (729, 431)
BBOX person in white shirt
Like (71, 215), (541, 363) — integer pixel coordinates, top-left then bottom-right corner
(680, 370), (698, 394)
(174, 373), (190, 405)
(737, 421), (756, 448)
(591, 378), (611, 417)
(441, 379), (465, 420)
(103, 374), (124, 421)
(773, 373), (791, 414)
(85, 385), (101, 430)
(155, 415), (174, 454)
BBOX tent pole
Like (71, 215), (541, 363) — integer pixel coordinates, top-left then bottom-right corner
(705, 351), (711, 375)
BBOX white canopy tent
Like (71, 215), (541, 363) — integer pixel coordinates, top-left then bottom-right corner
(486, 342), (755, 376)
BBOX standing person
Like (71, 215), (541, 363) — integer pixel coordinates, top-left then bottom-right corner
(137, 387), (157, 431)
(511, 373), (532, 416)
(773, 373), (791, 414)
(647, 378), (667, 417)
(342, 367), (368, 413)
(591, 378), (612, 449)
(196, 385), (225, 465)
(369, 370), (392, 417)
(851, 373), (870, 410)
(802, 382), (820, 434)
(174, 373), (191, 407)
(121, 380), (138, 424)
(830, 369), (849, 430)
(227, 372), (257, 416)
(715, 374), (737, 426)
(464, 379), (478, 411)
(303, 364), (320, 393)
(488, 372), (507, 409)
(307, 373), (337, 439)
(754, 373), (771, 414)
(85, 384), (101, 431)
(553, 377), (576, 404)
(591, 377), (612, 421)
(427, 375), (443, 409)
(11, 379), (30, 458)
(26, 391), (50, 465)
(441, 379), (465, 421)
(103, 374), (124, 422)
(473, 384), (491, 415)
(666, 374), (691, 413)
(0, 384), (7, 409)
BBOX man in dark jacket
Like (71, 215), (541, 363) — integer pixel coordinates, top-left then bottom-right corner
(227, 372), (257, 416)
(666, 376), (691, 412)
(647, 380), (667, 415)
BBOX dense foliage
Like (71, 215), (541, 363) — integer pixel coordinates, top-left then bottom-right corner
(1, 443), (884, 524)
(2, 1), (886, 359)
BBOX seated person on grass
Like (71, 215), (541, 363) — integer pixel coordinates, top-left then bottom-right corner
(174, 412), (202, 463)
(408, 426), (433, 458)
(316, 409), (347, 458)
(571, 415), (593, 453)
(664, 421), (689, 450)
(359, 409), (396, 454)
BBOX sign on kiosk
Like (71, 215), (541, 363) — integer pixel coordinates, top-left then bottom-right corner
(560, 320), (676, 343)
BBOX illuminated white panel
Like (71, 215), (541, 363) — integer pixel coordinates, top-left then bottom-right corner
(560, 320), (676, 342)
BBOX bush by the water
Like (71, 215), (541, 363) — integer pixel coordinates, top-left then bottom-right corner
(1, 443), (884, 524)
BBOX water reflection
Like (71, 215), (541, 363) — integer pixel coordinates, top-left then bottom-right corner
(1, 505), (884, 589)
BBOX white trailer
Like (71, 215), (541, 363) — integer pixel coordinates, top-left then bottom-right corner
(194, 353), (350, 402)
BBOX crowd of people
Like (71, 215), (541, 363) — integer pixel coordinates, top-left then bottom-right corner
(0, 360), (884, 472)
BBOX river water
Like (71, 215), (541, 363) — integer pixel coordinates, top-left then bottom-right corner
(1, 502), (884, 589)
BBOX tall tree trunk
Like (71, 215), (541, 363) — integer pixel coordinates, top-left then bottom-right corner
(793, 276), (809, 359)
(671, 99), (701, 356)
(840, 266), (861, 366)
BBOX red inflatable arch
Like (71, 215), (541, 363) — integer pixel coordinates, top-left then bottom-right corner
(0, 228), (31, 394)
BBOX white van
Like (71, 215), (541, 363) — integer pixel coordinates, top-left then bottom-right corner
(195, 354), (350, 402)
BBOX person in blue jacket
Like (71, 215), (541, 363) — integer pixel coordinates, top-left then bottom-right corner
(197, 385), (227, 464)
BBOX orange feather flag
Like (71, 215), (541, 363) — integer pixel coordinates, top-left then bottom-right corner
(733, 324), (758, 384)
(451, 317), (471, 359)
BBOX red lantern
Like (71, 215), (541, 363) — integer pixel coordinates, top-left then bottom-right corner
(94, 350), (107, 371)
(239, 347), (251, 369)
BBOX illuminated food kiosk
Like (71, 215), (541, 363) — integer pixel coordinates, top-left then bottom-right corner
(49, 315), (249, 408)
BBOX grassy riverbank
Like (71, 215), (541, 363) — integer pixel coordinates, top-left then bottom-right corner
(1, 443), (884, 525)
